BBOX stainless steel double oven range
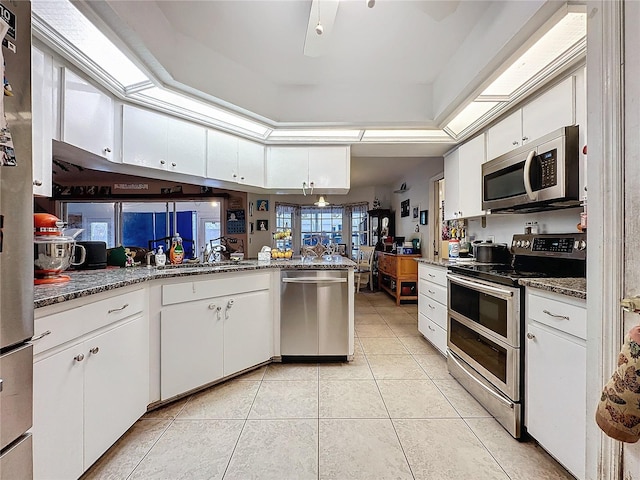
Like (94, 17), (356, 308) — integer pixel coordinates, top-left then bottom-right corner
(446, 233), (586, 438)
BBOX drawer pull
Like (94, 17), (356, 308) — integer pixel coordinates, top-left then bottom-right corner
(428, 325), (435, 332)
(428, 273), (436, 278)
(428, 304), (435, 310)
(89, 347), (100, 355)
(428, 289), (436, 295)
(526, 332), (536, 340)
(542, 309), (569, 320)
(31, 330), (52, 342)
(108, 303), (129, 314)
(74, 353), (85, 362)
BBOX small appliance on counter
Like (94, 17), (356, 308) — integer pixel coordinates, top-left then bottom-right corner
(34, 213), (86, 284)
(72, 241), (107, 269)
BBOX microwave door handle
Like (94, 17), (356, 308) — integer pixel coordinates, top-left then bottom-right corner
(523, 150), (537, 201)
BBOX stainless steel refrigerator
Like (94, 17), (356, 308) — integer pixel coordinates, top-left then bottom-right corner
(0, 1), (34, 478)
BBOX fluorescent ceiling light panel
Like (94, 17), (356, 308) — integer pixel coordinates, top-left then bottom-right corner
(481, 12), (586, 97)
(447, 102), (500, 135)
(268, 129), (362, 140)
(32, 0), (149, 88)
(361, 130), (452, 141)
(134, 88), (271, 137)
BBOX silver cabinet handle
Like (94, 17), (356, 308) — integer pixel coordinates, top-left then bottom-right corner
(428, 289), (436, 294)
(108, 303), (129, 314)
(208, 303), (217, 310)
(232, 174), (238, 178)
(31, 330), (52, 342)
(74, 353), (85, 362)
(33, 179), (43, 186)
(428, 304), (435, 310)
(89, 347), (99, 354)
(526, 332), (536, 340)
(542, 309), (569, 320)
(428, 325), (435, 332)
(225, 299), (234, 320)
(171, 162), (177, 167)
(160, 160), (166, 165)
(104, 147), (112, 153)
(240, 176), (245, 181)
(428, 273), (436, 278)
(512, 140), (519, 146)
(522, 136), (529, 142)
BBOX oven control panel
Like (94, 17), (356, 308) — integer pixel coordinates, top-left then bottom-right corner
(511, 233), (586, 259)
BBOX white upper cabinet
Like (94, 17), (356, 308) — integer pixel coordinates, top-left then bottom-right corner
(457, 133), (486, 218)
(207, 129), (265, 187)
(487, 76), (576, 160)
(122, 105), (206, 177)
(444, 134), (486, 220)
(31, 46), (54, 196)
(62, 69), (115, 161)
(265, 145), (350, 193)
(443, 148), (460, 221)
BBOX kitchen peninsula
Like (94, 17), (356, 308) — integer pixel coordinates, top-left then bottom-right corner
(31, 258), (355, 480)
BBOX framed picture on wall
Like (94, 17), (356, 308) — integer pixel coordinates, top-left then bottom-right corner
(257, 220), (269, 231)
(257, 200), (269, 212)
(420, 210), (428, 225)
(412, 206), (419, 219)
(401, 199), (410, 217)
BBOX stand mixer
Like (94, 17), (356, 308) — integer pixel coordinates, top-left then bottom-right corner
(33, 213), (86, 284)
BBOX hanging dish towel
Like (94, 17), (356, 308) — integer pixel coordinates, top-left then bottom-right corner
(596, 326), (640, 442)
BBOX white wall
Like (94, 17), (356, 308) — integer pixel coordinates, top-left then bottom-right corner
(390, 159), (444, 256)
(466, 207), (583, 244)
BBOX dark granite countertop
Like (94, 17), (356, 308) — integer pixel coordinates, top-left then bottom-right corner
(415, 258), (456, 267)
(518, 277), (587, 300)
(34, 257), (356, 308)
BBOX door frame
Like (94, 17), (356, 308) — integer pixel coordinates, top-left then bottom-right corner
(585, 1), (624, 478)
(428, 172), (445, 261)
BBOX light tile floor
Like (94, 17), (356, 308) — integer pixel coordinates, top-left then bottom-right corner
(82, 291), (575, 480)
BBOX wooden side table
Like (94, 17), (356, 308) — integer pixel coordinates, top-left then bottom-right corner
(377, 252), (420, 305)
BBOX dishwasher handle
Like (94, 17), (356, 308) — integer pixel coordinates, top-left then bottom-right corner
(282, 277), (347, 284)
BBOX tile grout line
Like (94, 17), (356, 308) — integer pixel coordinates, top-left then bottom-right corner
(221, 368), (266, 480)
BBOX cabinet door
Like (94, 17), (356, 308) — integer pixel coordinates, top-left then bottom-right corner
(308, 146), (350, 190)
(31, 47), (54, 196)
(207, 129), (239, 182)
(238, 138), (265, 187)
(526, 322), (586, 479)
(223, 290), (272, 375)
(265, 147), (309, 189)
(522, 76), (575, 144)
(457, 133), (486, 218)
(443, 148), (460, 220)
(486, 110), (522, 160)
(167, 117), (206, 177)
(160, 299), (224, 400)
(122, 105), (168, 171)
(83, 315), (149, 469)
(33, 345), (85, 480)
(62, 69), (115, 160)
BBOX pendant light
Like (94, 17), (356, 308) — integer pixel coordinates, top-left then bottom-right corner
(315, 0), (323, 35)
(314, 196), (330, 207)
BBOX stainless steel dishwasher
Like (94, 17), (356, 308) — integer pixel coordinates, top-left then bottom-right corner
(280, 269), (349, 360)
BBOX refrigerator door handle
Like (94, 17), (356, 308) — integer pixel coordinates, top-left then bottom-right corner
(0, 378), (3, 392)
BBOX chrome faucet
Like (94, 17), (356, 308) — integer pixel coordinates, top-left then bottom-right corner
(145, 250), (154, 268)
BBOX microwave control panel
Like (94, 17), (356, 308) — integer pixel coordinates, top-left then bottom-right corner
(538, 149), (558, 188)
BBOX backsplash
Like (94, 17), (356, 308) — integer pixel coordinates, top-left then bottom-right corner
(466, 208), (583, 244)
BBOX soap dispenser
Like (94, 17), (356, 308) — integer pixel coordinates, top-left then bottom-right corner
(155, 246), (166, 266)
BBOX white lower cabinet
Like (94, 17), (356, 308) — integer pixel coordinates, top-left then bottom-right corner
(525, 290), (586, 480)
(417, 264), (448, 355)
(160, 274), (274, 400)
(33, 314), (148, 479)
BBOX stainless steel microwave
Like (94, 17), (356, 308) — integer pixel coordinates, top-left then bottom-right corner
(482, 126), (580, 212)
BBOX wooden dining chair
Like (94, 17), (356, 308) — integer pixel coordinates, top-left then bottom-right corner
(355, 246), (375, 292)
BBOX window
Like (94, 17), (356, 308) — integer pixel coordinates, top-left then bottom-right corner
(276, 202), (368, 257)
(274, 204), (295, 251)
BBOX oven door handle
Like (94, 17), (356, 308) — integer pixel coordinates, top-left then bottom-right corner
(448, 352), (514, 409)
(447, 274), (514, 298)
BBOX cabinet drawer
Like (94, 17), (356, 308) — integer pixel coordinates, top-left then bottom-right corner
(419, 280), (447, 305)
(527, 291), (586, 340)
(34, 289), (145, 355)
(418, 294), (447, 329)
(162, 272), (271, 306)
(419, 264), (447, 286)
(418, 313), (447, 356)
